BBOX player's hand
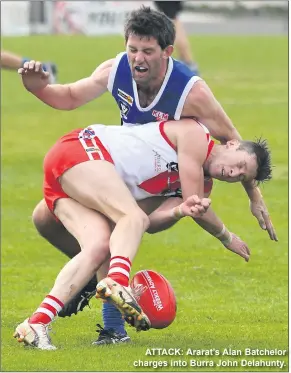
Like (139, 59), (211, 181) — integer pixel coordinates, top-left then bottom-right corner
(18, 60), (50, 92)
(223, 233), (250, 262)
(250, 198), (278, 241)
(179, 195), (211, 218)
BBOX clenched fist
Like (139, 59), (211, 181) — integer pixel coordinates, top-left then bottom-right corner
(173, 195), (211, 219)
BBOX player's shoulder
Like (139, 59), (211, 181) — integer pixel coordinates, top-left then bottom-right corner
(91, 58), (115, 76)
(187, 79), (213, 104)
(166, 118), (207, 141)
(91, 51), (127, 80)
(171, 118), (205, 131)
(182, 79), (214, 117)
(172, 58), (193, 75)
(174, 119), (210, 159)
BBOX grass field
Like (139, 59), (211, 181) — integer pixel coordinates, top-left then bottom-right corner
(1, 35), (288, 372)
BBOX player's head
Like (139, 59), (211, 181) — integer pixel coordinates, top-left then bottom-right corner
(124, 6), (175, 85)
(208, 138), (272, 184)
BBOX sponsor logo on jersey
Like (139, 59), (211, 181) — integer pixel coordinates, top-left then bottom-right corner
(85, 146), (100, 153)
(138, 161), (180, 196)
(152, 110), (169, 121)
(118, 100), (130, 119)
(153, 151), (162, 172)
(79, 128), (95, 140)
(117, 88), (133, 106)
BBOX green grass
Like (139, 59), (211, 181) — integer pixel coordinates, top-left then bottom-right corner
(1, 35), (288, 372)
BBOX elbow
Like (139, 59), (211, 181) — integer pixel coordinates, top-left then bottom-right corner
(48, 103), (74, 111)
(146, 227), (157, 234)
(62, 104), (76, 111)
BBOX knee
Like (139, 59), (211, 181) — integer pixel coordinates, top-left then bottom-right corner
(140, 210), (150, 230)
(83, 240), (110, 271)
(128, 209), (150, 231)
(32, 199), (58, 237)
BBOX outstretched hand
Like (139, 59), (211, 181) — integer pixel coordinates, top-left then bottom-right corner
(250, 199), (277, 241)
(223, 233), (250, 262)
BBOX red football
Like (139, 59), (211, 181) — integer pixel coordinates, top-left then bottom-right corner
(130, 270), (177, 329)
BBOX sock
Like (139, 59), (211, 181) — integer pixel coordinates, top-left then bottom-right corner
(102, 302), (126, 335)
(29, 295), (64, 325)
(107, 256), (131, 286)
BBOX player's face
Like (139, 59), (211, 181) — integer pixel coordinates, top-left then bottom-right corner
(126, 34), (172, 85)
(209, 141), (258, 183)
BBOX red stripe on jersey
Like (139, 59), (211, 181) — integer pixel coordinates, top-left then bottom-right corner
(79, 129), (114, 163)
(206, 140), (214, 159)
(159, 121), (176, 150)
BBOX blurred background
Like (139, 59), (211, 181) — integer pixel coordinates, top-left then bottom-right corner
(1, 0), (288, 37)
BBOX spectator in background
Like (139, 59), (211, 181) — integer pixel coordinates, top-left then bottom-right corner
(1, 50), (58, 83)
(155, 1), (199, 75)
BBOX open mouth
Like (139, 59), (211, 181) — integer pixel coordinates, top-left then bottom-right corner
(135, 66), (148, 73)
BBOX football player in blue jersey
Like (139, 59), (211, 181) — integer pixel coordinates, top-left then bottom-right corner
(18, 6), (277, 345)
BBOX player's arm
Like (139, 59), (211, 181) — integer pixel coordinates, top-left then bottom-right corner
(184, 81), (277, 241)
(184, 80), (241, 144)
(145, 185), (215, 234)
(146, 197), (183, 233)
(144, 195), (250, 262)
(176, 120), (207, 200)
(18, 58), (114, 110)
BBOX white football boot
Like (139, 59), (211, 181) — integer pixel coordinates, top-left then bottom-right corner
(13, 318), (56, 350)
(96, 277), (151, 332)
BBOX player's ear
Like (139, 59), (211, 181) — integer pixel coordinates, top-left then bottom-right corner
(163, 45), (174, 59)
(226, 139), (240, 148)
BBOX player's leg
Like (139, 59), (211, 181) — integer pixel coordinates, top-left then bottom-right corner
(32, 199), (81, 258)
(93, 196), (170, 344)
(32, 197), (128, 342)
(173, 18), (199, 73)
(154, 1), (199, 74)
(32, 198), (98, 317)
(93, 258), (131, 345)
(14, 198), (112, 350)
(59, 161), (150, 262)
(59, 160), (151, 331)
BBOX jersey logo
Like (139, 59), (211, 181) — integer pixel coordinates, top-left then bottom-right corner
(79, 128), (95, 140)
(138, 162), (180, 196)
(118, 100), (130, 119)
(118, 88), (133, 106)
(152, 110), (169, 121)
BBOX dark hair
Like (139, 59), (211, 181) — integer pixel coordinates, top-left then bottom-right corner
(124, 6), (175, 50)
(238, 138), (272, 183)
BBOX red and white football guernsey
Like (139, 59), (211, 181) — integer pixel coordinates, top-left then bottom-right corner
(79, 121), (214, 200)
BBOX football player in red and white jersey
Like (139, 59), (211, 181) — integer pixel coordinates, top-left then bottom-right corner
(13, 117), (272, 350)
